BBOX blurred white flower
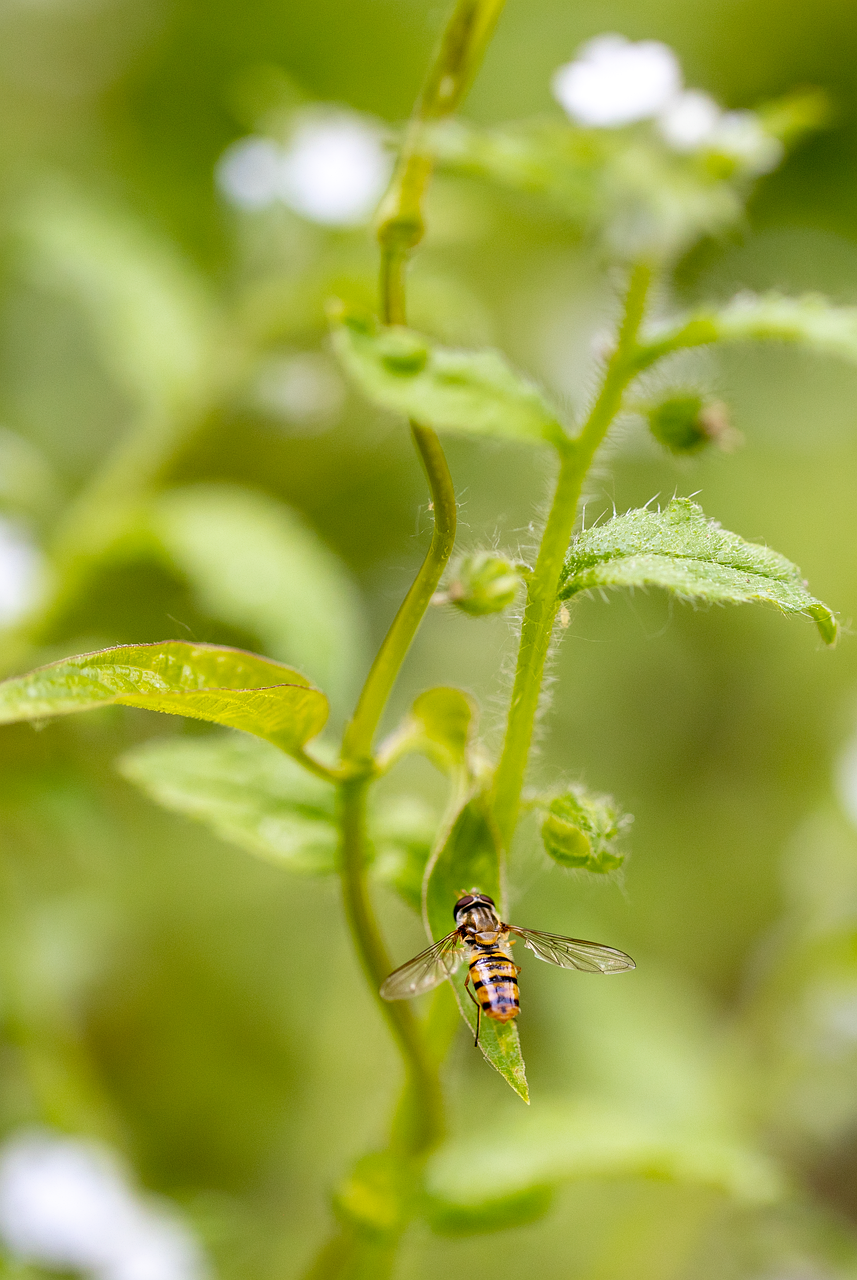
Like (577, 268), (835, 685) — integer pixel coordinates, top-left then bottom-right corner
(658, 89), (722, 151)
(707, 110), (784, 174)
(216, 137), (283, 211)
(278, 113), (392, 225)
(216, 110), (392, 226)
(552, 35), (681, 127)
(254, 352), (345, 434)
(0, 517), (45, 626)
(0, 1130), (207, 1280)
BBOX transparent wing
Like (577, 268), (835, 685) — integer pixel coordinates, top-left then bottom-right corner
(507, 926), (635, 974)
(380, 931), (465, 1001)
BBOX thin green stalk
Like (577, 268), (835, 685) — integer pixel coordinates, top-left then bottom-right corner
(338, 777), (444, 1156)
(492, 264), (652, 848)
(343, 0), (505, 766)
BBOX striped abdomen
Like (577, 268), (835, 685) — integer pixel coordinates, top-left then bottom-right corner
(469, 947), (520, 1023)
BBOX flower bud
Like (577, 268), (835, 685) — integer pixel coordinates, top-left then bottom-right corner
(443, 552), (521, 616)
(540, 788), (626, 873)
(646, 393), (736, 455)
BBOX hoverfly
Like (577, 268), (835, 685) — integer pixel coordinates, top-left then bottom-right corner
(380, 890), (635, 1045)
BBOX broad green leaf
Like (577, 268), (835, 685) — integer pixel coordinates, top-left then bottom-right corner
(424, 794), (529, 1102)
(537, 784), (628, 873)
(149, 484), (366, 709)
(378, 686), (478, 779)
(559, 498), (836, 644)
(425, 1100), (785, 1213)
(0, 642), (328, 752)
(330, 307), (565, 447)
(19, 187), (217, 420)
(119, 734), (337, 874)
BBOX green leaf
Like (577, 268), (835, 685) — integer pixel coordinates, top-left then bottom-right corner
(410, 686), (476, 771)
(559, 498), (836, 644)
(647, 293), (857, 368)
(330, 307), (565, 447)
(0, 642), (328, 752)
(425, 1100), (785, 1213)
(149, 484), (366, 709)
(537, 785), (629, 873)
(424, 793), (529, 1102)
(19, 186), (217, 420)
(119, 733), (337, 874)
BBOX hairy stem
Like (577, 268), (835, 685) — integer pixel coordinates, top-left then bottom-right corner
(492, 264), (651, 848)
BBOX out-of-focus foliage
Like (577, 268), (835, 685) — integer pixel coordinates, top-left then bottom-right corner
(1, 0), (857, 1276)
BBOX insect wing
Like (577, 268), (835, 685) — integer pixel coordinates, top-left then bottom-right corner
(380, 931), (464, 1000)
(508, 926), (635, 974)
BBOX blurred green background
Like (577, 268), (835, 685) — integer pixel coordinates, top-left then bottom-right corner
(3, 0), (857, 1276)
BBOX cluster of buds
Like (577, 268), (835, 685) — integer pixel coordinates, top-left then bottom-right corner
(645, 392), (739, 455)
(434, 551), (523, 616)
(539, 787), (628, 873)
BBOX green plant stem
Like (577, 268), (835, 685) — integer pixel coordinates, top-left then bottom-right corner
(338, 777), (444, 1155)
(492, 264), (651, 848)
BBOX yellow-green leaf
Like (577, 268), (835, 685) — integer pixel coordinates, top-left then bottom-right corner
(0, 641), (328, 752)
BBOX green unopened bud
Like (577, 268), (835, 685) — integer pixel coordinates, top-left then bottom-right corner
(540, 787), (627, 873)
(441, 552), (521, 616)
(646, 394), (736, 455)
(378, 328), (429, 375)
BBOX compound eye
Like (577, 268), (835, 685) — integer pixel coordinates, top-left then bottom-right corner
(477, 894), (496, 907)
(454, 895), (476, 914)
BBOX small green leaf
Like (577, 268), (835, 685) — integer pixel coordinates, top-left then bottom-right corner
(537, 785), (628, 873)
(378, 686), (478, 778)
(559, 498), (836, 643)
(0, 642), (328, 751)
(119, 733), (337, 874)
(149, 484), (366, 709)
(330, 306), (565, 447)
(424, 794), (529, 1102)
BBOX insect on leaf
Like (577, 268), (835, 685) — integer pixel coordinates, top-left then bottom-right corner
(0, 641), (329, 753)
(559, 498), (836, 643)
(424, 793), (529, 1102)
(329, 305), (565, 448)
(119, 733), (337, 875)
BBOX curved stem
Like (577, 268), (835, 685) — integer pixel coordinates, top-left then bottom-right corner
(338, 777), (444, 1155)
(492, 264), (651, 848)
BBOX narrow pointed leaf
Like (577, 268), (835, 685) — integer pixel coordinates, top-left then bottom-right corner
(330, 307), (564, 447)
(424, 794), (529, 1102)
(0, 642), (328, 751)
(559, 499), (836, 643)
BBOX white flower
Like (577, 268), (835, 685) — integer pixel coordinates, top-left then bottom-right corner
(277, 112), (392, 225)
(0, 517), (45, 625)
(552, 35), (681, 127)
(0, 1130), (207, 1280)
(217, 110), (392, 226)
(216, 137), (283, 211)
(658, 90), (722, 151)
